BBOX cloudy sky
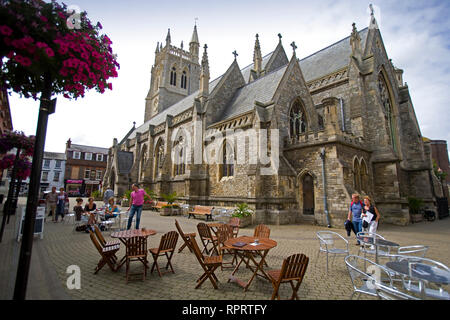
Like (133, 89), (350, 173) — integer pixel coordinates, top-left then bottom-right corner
(8, 0), (450, 155)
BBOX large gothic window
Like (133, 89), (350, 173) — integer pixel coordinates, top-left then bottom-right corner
(173, 136), (186, 176)
(221, 141), (234, 179)
(155, 139), (165, 178)
(170, 67), (177, 86)
(289, 100), (307, 139)
(378, 72), (397, 152)
(181, 70), (187, 89)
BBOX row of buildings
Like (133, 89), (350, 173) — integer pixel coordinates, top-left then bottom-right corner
(36, 140), (109, 196)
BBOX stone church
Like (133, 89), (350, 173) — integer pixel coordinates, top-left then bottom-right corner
(103, 11), (443, 226)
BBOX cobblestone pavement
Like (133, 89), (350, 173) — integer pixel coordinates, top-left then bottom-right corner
(1, 198), (450, 300)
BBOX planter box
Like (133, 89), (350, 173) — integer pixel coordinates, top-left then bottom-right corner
(236, 215), (254, 228)
(160, 207), (181, 216)
(410, 213), (423, 223)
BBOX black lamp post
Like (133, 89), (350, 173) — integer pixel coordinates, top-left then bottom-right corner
(13, 74), (56, 300)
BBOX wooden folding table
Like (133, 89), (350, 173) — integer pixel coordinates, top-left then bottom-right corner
(224, 236), (277, 291)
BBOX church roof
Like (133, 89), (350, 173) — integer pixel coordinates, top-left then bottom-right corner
(220, 65), (287, 121)
(125, 27), (369, 141)
(300, 27), (369, 82)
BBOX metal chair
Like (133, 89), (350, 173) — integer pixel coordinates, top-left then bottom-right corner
(357, 231), (388, 258)
(64, 211), (76, 225)
(315, 231), (349, 273)
(397, 245), (429, 258)
(390, 255), (449, 300)
(345, 255), (395, 300)
(375, 282), (420, 300)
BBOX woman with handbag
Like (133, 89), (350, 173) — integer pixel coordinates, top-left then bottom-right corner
(362, 196), (381, 234)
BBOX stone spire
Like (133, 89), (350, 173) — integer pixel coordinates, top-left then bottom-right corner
(165, 28), (171, 47)
(350, 23), (361, 54)
(155, 41), (160, 54)
(189, 25), (200, 62)
(253, 34), (262, 74)
(198, 44), (209, 100)
(369, 3), (379, 30)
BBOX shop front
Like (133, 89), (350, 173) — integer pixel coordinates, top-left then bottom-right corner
(84, 180), (101, 197)
(65, 179), (83, 196)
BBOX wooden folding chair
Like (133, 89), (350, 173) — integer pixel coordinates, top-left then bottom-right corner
(149, 231), (179, 277)
(197, 222), (218, 256)
(254, 224), (271, 238)
(251, 224), (271, 267)
(186, 234), (222, 289)
(267, 253), (309, 300)
(89, 230), (119, 274)
(216, 224), (237, 270)
(175, 219), (196, 253)
(93, 225), (121, 247)
(229, 217), (241, 238)
(125, 236), (148, 283)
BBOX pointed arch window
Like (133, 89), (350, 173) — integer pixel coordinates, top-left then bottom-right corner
(155, 140), (165, 178)
(181, 70), (188, 89)
(289, 100), (307, 139)
(378, 72), (397, 152)
(170, 67), (177, 86)
(221, 141), (234, 178)
(174, 136), (186, 176)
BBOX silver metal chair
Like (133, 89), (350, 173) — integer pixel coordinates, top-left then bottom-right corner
(345, 255), (395, 300)
(390, 255), (449, 300)
(315, 231), (349, 273)
(375, 282), (421, 300)
(397, 245), (428, 258)
(357, 231), (387, 258)
(64, 211), (76, 225)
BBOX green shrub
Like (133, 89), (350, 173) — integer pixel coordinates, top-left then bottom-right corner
(91, 190), (101, 199)
(161, 191), (178, 204)
(232, 203), (253, 218)
(407, 196), (423, 214)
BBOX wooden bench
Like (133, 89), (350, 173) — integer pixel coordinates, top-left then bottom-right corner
(152, 201), (169, 211)
(188, 206), (214, 221)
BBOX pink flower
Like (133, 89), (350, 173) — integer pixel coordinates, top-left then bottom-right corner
(39, 15), (48, 22)
(0, 25), (13, 36)
(45, 47), (54, 57)
(36, 42), (47, 49)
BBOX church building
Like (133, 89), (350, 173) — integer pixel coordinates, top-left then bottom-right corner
(103, 11), (443, 226)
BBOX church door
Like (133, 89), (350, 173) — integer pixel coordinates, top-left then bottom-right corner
(302, 174), (314, 215)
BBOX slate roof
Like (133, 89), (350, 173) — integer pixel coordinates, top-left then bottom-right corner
(68, 144), (109, 154)
(299, 27), (369, 82)
(220, 65), (287, 121)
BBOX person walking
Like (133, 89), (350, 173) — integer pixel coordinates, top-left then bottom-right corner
(362, 196), (381, 234)
(55, 187), (67, 222)
(45, 187), (58, 222)
(347, 193), (364, 245)
(127, 183), (152, 230)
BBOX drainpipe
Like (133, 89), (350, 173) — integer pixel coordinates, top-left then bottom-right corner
(320, 147), (331, 227)
(339, 98), (345, 132)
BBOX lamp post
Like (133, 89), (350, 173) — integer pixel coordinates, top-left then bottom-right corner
(13, 74), (56, 300)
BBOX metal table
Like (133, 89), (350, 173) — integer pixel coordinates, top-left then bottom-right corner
(357, 235), (399, 263)
(386, 260), (450, 299)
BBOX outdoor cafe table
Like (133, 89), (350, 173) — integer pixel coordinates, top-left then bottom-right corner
(356, 235), (399, 264)
(224, 236), (277, 291)
(111, 229), (157, 269)
(385, 260), (450, 299)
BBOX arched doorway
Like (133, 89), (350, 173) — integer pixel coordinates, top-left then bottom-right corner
(302, 173), (314, 215)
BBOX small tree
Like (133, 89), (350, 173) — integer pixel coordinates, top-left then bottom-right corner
(407, 196), (423, 215)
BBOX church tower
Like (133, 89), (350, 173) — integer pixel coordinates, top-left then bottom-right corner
(144, 26), (201, 122)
